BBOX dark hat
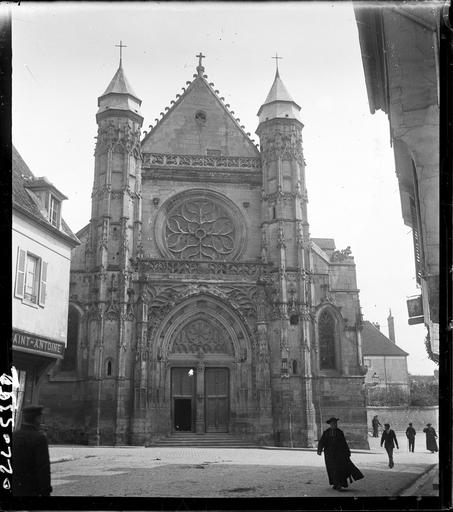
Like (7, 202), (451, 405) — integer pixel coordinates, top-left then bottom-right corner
(326, 417), (339, 424)
(22, 405), (43, 419)
(384, 423), (390, 428)
(408, 422), (413, 425)
(426, 423), (431, 426)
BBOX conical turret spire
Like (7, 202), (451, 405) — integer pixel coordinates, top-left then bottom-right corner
(257, 59), (301, 125)
(97, 47), (142, 120)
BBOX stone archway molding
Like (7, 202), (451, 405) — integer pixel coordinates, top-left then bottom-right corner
(152, 292), (253, 363)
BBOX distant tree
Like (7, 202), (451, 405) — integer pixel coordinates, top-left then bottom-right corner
(409, 379), (438, 406)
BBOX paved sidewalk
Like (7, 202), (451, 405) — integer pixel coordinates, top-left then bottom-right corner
(48, 438), (439, 497)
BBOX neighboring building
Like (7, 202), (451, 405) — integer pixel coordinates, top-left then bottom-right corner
(362, 313), (409, 404)
(12, 146), (79, 424)
(40, 55), (369, 448)
(354, 3), (443, 363)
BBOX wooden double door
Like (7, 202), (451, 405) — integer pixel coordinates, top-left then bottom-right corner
(171, 367), (229, 433)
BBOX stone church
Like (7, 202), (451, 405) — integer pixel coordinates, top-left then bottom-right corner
(40, 54), (369, 448)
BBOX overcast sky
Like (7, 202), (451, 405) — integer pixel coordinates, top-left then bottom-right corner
(11, 1), (436, 375)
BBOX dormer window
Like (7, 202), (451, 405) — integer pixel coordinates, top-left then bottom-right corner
(23, 176), (67, 230)
(49, 194), (61, 228)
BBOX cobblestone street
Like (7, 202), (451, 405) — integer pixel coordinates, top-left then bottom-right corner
(49, 434), (438, 497)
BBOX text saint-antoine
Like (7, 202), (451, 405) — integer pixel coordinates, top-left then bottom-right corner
(40, 53), (369, 448)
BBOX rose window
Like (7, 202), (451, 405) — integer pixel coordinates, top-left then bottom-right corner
(166, 199), (234, 260)
(155, 189), (246, 261)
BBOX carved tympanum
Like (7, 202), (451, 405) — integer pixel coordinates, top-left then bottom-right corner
(166, 199), (234, 260)
(171, 318), (233, 354)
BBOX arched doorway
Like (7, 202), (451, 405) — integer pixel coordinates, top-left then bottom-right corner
(151, 293), (253, 436)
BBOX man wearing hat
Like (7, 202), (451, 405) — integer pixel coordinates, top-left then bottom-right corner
(317, 417), (364, 491)
(405, 423), (416, 453)
(12, 405), (52, 496)
(422, 423), (438, 453)
(380, 423), (399, 468)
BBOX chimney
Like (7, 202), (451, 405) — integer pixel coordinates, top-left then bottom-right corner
(387, 308), (396, 343)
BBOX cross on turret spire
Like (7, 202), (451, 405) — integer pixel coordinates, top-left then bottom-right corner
(196, 52), (206, 77)
(115, 40), (127, 67)
(272, 53), (283, 75)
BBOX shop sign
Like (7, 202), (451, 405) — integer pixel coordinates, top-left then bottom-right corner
(407, 295), (424, 325)
(12, 330), (65, 358)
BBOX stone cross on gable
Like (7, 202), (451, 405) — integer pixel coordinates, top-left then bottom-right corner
(196, 52), (206, 77)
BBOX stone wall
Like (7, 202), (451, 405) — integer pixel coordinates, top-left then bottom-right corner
(366, 406), (438, 432)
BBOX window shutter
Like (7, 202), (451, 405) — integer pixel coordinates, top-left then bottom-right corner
(14, 248), (26, 299)
(38, 260), (48, 306)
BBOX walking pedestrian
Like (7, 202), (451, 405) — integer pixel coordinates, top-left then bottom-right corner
(380, 423), (399, 468)
(371, 415), (381, 438)
(12, 405), (52, 496)
(405, 423), (416, 453)
(317, 417), (364, 491)
(423, 423), (438, 453)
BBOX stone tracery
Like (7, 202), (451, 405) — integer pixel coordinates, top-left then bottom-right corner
(166, 199), (235, 260)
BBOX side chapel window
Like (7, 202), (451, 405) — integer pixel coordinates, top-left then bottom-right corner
(318, 309), (336, 370)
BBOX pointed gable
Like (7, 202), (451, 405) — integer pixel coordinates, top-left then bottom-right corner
(141, 76), (259, 157)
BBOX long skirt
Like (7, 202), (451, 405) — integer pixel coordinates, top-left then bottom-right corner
(426, 433), (438, 452)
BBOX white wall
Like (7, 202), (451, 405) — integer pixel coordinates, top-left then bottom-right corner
(12, 211), (72, 344)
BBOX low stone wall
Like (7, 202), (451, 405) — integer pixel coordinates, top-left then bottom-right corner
(367, 406), (438, 432)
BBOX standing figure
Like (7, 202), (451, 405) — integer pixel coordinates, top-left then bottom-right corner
(12, 405), (52, 496)
(405, 423), (416, 452)
(317, 417), (364, 491)
(423, 423), (438, 453)
(371, 415), (381, 438)
(381, 423), (399, 468)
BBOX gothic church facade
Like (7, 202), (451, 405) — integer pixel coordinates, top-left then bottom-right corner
(41, 55), (369, 448)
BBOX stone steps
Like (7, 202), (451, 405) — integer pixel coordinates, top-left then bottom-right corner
(151, 433), (258, 448)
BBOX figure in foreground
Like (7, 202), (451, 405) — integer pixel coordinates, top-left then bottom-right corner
(423, 423), (438, 453)
(12, 405), (52, 496)
(317, 417), (364, 491)
(381, 423), (399, 468)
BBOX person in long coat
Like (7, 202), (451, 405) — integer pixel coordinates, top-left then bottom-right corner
(380, 423), (399, 468)
(317, 417), (364, 491)
(371, 415), (381, 438)
(423, 423), (438, 453)
(405, 423), (416, 453)
(12, 405), (52, 496)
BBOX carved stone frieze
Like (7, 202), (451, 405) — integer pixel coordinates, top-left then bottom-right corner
(331, 246), (353, 262)
(260, 124), (303, 164)
(142, 153), (260, 170)
(139, 258), (265, 278)
(95, 119), (142, 157)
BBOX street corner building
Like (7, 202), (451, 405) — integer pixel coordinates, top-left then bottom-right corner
(39, 56), (370, 449)
(12, 147), (80, 422)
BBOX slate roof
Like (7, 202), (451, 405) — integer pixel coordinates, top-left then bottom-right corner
(312, 238), (336, 251)
(362, 321), (409, 357)
(262, 69), (298, 106)
(12, 146), (79, 246)
(100, 63), (140, 102)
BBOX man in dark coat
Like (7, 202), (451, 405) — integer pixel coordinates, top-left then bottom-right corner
(317, 417), (364, 491)
(381, 423), (399, 468)
(405, 423), (416, 452)
(423, 423), (438, 453)
(12, 405), (52, 496)
(371, 415), (381, 438)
